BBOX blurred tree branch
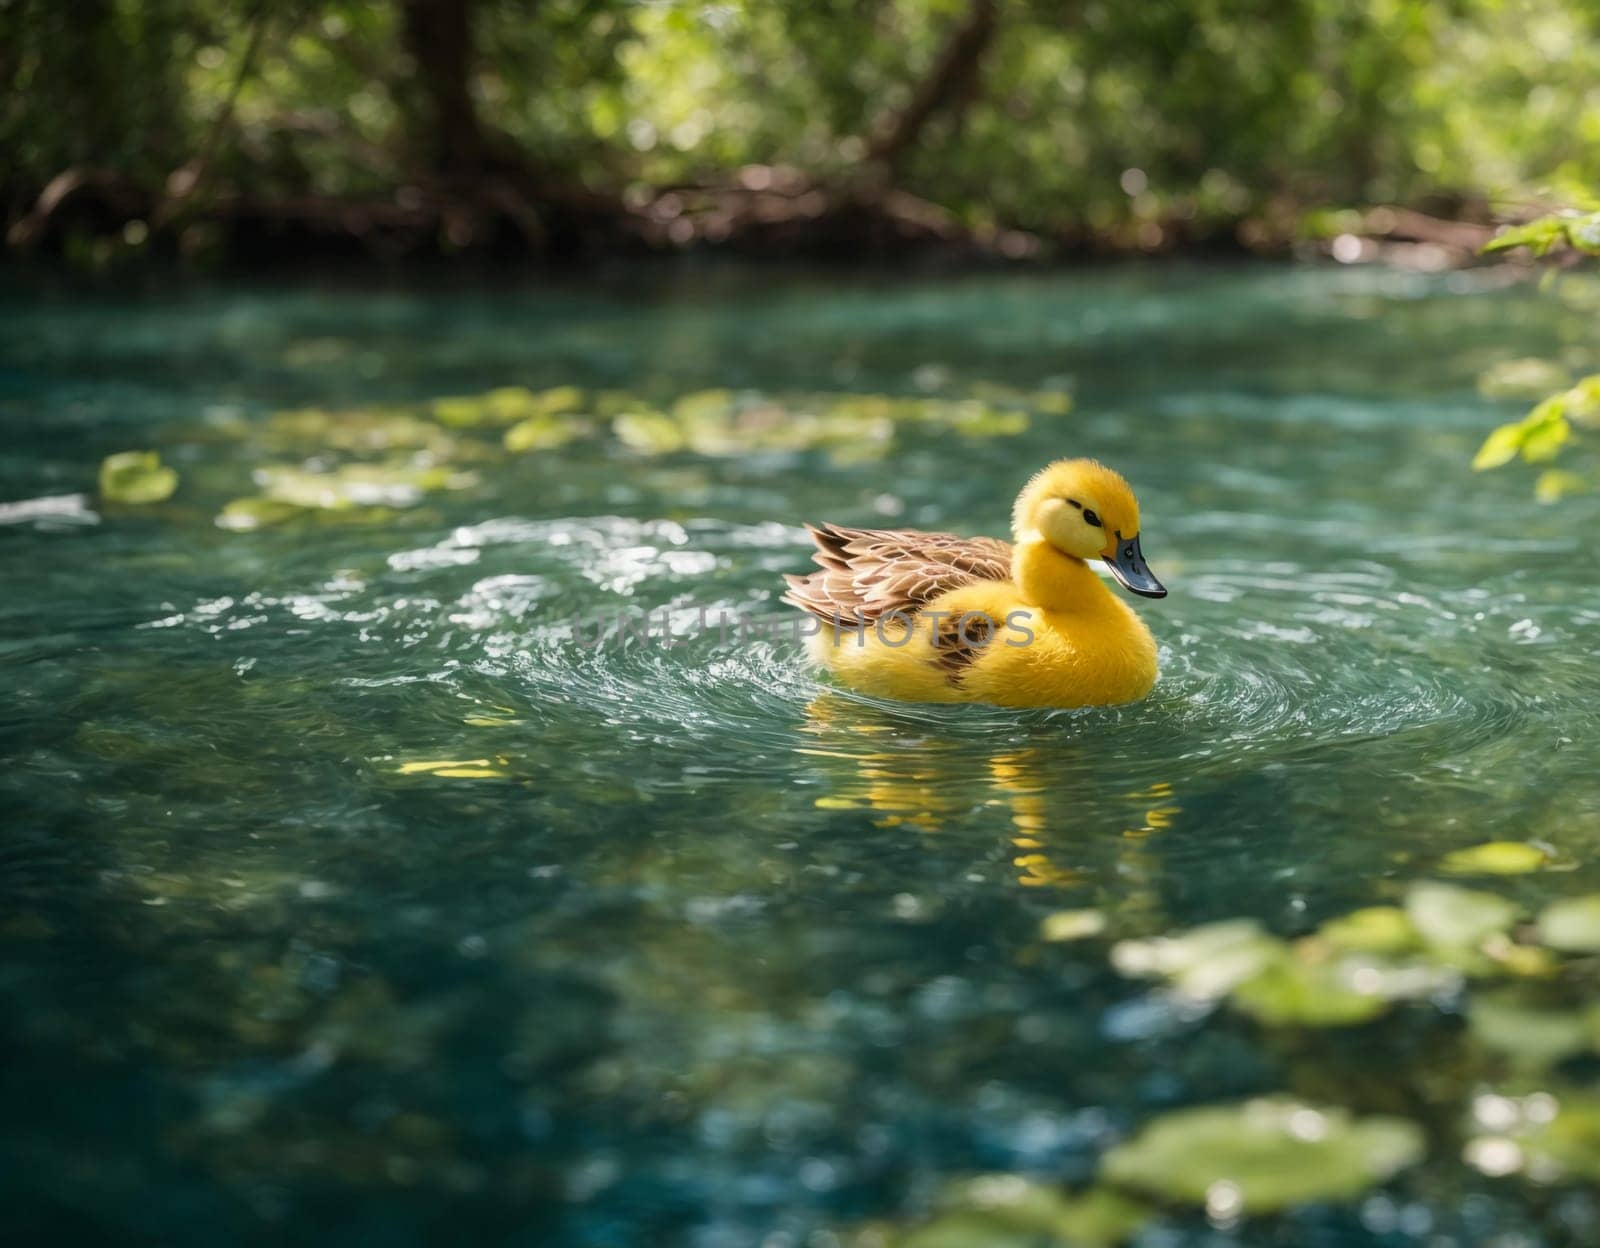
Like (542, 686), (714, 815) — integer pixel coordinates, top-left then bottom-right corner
(159, 2), (271, 220)
(866, 0), (998, 176)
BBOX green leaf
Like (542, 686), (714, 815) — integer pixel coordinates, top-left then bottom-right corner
(215, 497), (303, 531)
(1439, 842), (1551, 876)
(1470, 990), (1593, 1068)
(268, 406), (451, 453)
(255, 462), (474, 510)
(1535, 469), (1589, 504)
(1230, 956), (1391, 1027)
(1536, 895), (1600, 952)
(1476, 358), (1571, 400)
(1405, 882), (1517, 949)
(99, 451), (178, 504)
(1565, 212), (1600, 255)
(1316, 906), (1418, 955)
(1040, 909), (1107, 942)
(1472, 420), (1529, 471)
(433, 386), (587, 428)
(393, 757), (508, 779)
(1101, 1098), (1424, 1213)
(1110, 919), (1283, 1001)
(1467, 1093), (1600, 1183)
(871, 1178), (1149, 1248)
(613, 410), (687, 454)
(1482, 215), (1572, 257)
(503, 414), (588, 452)
(1564, 375), (1600, 428)
(1519, 413), (1571, 462)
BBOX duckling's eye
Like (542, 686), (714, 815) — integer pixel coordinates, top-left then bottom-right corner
(1081, 508), (1102, 528)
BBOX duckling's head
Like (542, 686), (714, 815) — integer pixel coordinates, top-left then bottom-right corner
(1012, 458), (1166, 598)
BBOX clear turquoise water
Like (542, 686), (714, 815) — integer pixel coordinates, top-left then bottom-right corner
(4, 263), (1600, 1246)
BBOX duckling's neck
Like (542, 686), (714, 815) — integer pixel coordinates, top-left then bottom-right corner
(1012, 535), (1111, 611)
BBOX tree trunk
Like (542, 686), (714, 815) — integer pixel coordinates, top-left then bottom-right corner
(867, 0), (998, 177)
(400, 0), (488, 180)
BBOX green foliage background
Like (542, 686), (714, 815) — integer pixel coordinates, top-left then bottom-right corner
(4, 0), (1600, 252)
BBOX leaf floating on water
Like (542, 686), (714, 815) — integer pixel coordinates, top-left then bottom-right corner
(1040, 909), (1107, 942)
(1116, 928), (1277, 1004)
(1466, 1092), (1600, 1183)
(1111, 919), (1281, 1001)
(1405, 881), (1518, 949)
(613, 410), (686, 454)
(256, 383), (1034, 474)
(1483, 939), (1557, 978)
(216, 497), (303, 530)
(255, 462), (475, 510)
(394, 758), (507, 779)
(1536, 895), (1600, 952)
(1316, 906), (1419, 954)
(503, 414), (590, 453)
(1440, 842), (1552, 876)
(966, 381), (1072, 417)
(99, 451), (178, 504)
(1101, 1098), (1424, 1213)
(858, 1176), (1147, 1248)
(1469, 990), (1595, 1069)
(1477, 358), (1572, 400)
(434, 385), (586, 428)
(1229, 956), (1391, 1027)
(1112, 908), (1460, 1029)
(944, 401), (1030, 438)
(269, 406), (452, 454)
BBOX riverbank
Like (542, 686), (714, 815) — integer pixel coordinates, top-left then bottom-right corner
(7, 166), (1502, 275)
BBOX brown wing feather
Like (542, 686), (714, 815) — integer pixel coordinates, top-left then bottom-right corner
(782, 523), (1012, 626)
(931, 607), (995, 682)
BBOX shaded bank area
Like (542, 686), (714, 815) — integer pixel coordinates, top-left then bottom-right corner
(6, 169), (1502, 271)
(4, 0), (1590, 269)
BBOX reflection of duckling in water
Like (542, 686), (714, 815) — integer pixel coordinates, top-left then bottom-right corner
(783, 459), (1166, 708)
(796, 696), (968, 835)
(798, 695), (1182, 888)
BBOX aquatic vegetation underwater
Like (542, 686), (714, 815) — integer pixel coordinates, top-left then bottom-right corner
(5, 265), (1600, 1246)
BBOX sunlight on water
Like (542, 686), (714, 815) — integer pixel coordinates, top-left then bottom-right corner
(4, 263), (1600, 1245)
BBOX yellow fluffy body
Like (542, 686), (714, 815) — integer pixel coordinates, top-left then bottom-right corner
(789, 459), (1163, 708)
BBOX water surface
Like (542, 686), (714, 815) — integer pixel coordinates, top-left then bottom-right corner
(5, 263), (1600, 1246)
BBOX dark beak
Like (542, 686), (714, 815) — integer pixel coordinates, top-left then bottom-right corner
(1103, 532), (1166, 599)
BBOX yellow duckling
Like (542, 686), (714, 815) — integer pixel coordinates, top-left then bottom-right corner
(782, 458), (1166, 708)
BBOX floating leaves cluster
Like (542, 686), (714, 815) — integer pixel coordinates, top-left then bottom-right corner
(855, 1097), (1428, 1246)
(205, 382), (1061, 529)
(464, 383), (1051, 461)
(1105, 878), (1600, 1029)
(852, 1176), (1146, 1248)
(860, 876), (1600, 1245)
(1102, 1098), (1424, 1215)
(1467, 1092), (1600, 1184)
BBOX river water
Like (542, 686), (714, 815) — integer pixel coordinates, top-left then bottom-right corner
(4, 262), (1600, 1246)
